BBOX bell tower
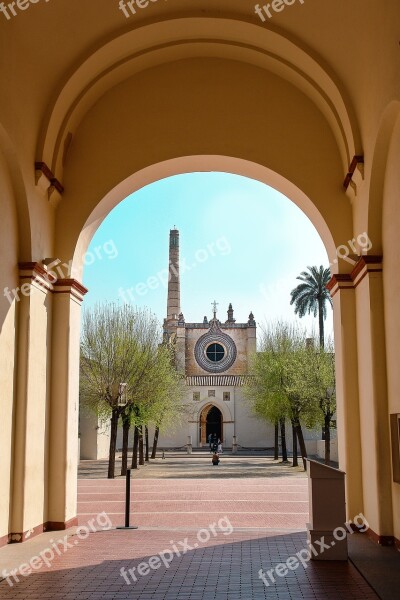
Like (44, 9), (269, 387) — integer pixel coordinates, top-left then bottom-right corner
(166, 228), (180, 321)
(164, 228), (185, 373)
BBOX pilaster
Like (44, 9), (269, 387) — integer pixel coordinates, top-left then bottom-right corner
(47, 278), (87, 529)
(10, 263), (53, 542)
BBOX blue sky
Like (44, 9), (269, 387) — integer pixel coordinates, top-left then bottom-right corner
(82, 173), (333, 338)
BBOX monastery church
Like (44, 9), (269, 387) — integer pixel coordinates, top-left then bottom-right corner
(80, 228), (274, 457)
(160, 228), (272, 449)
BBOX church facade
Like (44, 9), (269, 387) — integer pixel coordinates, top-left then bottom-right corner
(159, 229), (273, 449)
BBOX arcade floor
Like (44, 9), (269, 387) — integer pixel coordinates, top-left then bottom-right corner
(0, 454), (392, 599)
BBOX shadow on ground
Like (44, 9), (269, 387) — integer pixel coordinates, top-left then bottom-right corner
(78, 455), (308, 479)
(0, 530), (378, 600)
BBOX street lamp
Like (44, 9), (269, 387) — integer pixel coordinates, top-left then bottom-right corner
(118, 383), (128, 407)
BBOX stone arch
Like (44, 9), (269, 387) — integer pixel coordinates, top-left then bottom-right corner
(198, 400), (232, 424)
(50, 55), (355, 277)
(198, 402), (231, 446)
(46, 37), (360, 539)
(67, 155), (340, 282)
(37, 16), (360, 182)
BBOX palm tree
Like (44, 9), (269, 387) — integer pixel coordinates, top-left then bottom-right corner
(290, 266), (332, 348)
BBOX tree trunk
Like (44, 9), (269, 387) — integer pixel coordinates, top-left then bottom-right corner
(145, 425), (149, 462)
(274, 421), (279, 461)
(151, 426), (160, 459)
(319, 298), (324, 349)
(280, 419), (288, 462)
(108, 408), (119, 479)
(121, 415), (131, 476)
(324, 413), (331, 465)
(139, 425), (144, 465)
(291, 421), (298, 467)
(294, 419), (307, 470)
(131, 425), (139, 469)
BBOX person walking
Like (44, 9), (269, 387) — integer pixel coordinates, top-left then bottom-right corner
(208, 433), (213, 452)
(217, 439), (223, 454)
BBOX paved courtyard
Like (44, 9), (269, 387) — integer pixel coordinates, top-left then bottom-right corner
(0, 456), (379, 599)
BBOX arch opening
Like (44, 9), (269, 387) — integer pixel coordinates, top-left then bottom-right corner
(70, 156), (340, 282)
(199, 404), (223, 447)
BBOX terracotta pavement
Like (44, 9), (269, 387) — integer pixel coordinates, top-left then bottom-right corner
(0, 474), (378, 599)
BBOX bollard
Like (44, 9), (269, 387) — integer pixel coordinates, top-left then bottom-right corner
(116, 469), (138, 530)
(232, 435), (238, 454)
(187, 435), (193, 454)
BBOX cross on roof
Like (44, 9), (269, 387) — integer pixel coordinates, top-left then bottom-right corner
(212, 300), (219, 319)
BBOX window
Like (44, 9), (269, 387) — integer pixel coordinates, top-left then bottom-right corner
(206, 343), (225, 362)
(223, 392), (230, 402)
(193, 392), (200, 401)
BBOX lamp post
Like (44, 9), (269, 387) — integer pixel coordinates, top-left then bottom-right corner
(116, 382), (138, 530)
(324, 387), (335, 464)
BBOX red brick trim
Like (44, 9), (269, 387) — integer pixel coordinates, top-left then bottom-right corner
(18, 261), (54, 293)
(365, 527), (395, 547)
(19, 261), (48, 278)
(349, 525), (399, 549)
(326, 274), (353, 297)
(18, 264), (88, 300)
(35, 161), (64, 194)
(5, 517), (78, 545)
(326, 274), (352, 289)
(53, 279), (88, 302)
(8, 523), (45, 544)
(343, 155), (364, 190)
(327, 256), (383, 297)
(350, 255), (382, 280)
(44, 516), (79, 532)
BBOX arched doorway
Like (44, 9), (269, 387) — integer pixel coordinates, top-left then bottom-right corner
(206, 406), (222, 442)
(199, 404), (223, 445)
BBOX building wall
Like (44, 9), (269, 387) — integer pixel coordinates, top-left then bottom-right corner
(382, 109), (400, 544)
(0, 150), (19, 544)
(80, 412), (110, 460)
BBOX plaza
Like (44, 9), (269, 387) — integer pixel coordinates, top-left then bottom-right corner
(1, 454), (397, 598)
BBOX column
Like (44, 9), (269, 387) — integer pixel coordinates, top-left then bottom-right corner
(10, 263), (53, 541)
(353, 257), (393, 539)
(328, 274), (364, 521)
(46, 278), (87, 529)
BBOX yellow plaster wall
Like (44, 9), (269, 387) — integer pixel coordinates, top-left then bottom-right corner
(382, 112), (400, 542)
(0, 150), (19, 541)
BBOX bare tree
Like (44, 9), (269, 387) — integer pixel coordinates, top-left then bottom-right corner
(80, 303), (169, 478)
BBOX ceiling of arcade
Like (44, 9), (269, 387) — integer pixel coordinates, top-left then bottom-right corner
(1, 0), (399, 169)
(0, 0), (399, 262)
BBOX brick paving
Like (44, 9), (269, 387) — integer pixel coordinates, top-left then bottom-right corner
(77, 478), (309, 530)
(0, 460), (378, 599)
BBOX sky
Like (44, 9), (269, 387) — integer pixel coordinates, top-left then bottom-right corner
(82, 172), (334, 339)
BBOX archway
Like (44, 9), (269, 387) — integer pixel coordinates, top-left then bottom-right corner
(0, 0), (399, 568)
(199, 404), (223, 447)
(3, 30), (372, 545)
(206, 406), (223, 444)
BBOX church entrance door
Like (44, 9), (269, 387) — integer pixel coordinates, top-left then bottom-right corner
(206, 406), (222, 442)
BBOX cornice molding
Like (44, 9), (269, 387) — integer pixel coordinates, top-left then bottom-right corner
(53, 278), (89, 302)
(343, 155), (364, 190)
(327, 256), (383, 297)
(18, 263), (88, 302)
(35, 161), (64, 195)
